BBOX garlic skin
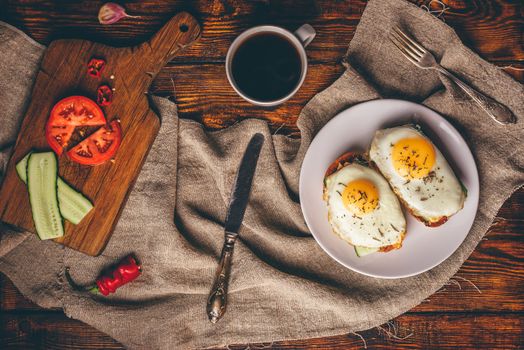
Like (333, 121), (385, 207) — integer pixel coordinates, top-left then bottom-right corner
(98, 3), (139, 25)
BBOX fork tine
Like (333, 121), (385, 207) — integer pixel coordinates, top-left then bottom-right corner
(391, 29), (423, 58)
(389, 35), (419, 65)
(393, 26), (426, 54)
(390, 31), (421, 61)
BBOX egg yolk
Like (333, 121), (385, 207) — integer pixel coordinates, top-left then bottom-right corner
(391, 137), (435, 179)
(342, 179), (379, 216)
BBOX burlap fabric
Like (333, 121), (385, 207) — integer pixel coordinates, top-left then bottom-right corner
(0, 0), (522, 348)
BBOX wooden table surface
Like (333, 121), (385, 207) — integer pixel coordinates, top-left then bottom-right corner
(0, 0), (522, 349)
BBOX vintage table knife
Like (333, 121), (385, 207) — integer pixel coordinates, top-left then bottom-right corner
(207, 133), (265, 323)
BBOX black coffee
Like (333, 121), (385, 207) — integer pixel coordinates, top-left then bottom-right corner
(231, 33), (302, 102)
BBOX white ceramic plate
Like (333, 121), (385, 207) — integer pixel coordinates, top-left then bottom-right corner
(299, 99), (479, 279)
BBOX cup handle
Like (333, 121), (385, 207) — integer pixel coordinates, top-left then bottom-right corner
(294, 24), (316, 48)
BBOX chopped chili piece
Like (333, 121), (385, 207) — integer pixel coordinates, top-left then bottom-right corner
(97, 84), (114, 106)
(87, 58), (106, 78)
(65, 255), (141, 296)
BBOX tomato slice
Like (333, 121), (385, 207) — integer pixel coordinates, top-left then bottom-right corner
(67, 120), (122, 166)
(46, 96), (107, 155)
(48, 96), (106, 126)
(45, 125), (75, 156)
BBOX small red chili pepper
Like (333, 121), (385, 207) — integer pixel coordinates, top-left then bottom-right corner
(97, 84), (114, 106)
(87, 58), (106, 78)
(65, 255), (141, 296)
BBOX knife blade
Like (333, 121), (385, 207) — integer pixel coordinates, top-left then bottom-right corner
(224, 132), (265, 234)
(207, 133), (264, 323)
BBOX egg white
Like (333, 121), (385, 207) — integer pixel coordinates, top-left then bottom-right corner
(324, 164), (406, 249)
(369, 125), (466, 224)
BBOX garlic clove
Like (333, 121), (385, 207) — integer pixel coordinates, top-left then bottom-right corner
(98, 2), (140, 25)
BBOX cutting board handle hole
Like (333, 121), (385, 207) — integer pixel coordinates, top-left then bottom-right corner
(179, 24), (189, 32)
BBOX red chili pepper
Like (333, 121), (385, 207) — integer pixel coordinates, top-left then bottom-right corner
(65, 255), (141, 296)
(87, 58), (106, 78)
(96, 256), (140, 295)
(96, 84), (114, 106)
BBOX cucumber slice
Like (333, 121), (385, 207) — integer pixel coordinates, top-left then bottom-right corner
(354, 246), (379, 257)
(57, 181), (93, 225)
(27, 152), (64, 240)
(17, 152), (93, 225)
(16, 152), (30, 183)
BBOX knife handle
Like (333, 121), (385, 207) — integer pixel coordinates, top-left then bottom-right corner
(207, 231), (237, 323)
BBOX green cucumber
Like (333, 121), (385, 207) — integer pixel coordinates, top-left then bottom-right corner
(354, 246), (379, 257)
(57, 181), (93, 225)
(15, 153), (30, 183)
(27, 152), (64, 240)
(17, 152), (93, 225)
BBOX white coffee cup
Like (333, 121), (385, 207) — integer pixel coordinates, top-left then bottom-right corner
(225, 24), (316, 107)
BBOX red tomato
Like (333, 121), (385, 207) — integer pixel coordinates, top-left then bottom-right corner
(46, 96), (106, 155)
(67, 120), (122, 166)
(48, 96), (106, 126)
(45, 125), (75, 156)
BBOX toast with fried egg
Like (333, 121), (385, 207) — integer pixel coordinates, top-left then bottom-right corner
(323, 152), (407, 256)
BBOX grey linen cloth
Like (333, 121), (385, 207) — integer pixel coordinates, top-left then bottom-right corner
(1, 0), (523, 348)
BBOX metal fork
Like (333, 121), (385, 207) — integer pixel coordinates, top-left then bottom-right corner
(389, 26), (516, 125)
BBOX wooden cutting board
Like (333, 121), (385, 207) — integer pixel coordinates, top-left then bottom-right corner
(0, 12), (200, 256)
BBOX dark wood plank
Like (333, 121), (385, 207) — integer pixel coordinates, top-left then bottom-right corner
(221, 313), (524, 349)
(436, 0), (524, 62)
(0, 312), (125, 350)
(0, 0), (522, 64)
(151, 62), (344, 134)
(1, 311), (522, 350)
(150, 61), (524, 135)
(0, 275), (41, 311)
(413, 220), (524, 312)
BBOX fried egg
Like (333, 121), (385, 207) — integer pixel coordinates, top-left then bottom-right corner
(369, 125), (466, 226)
(324, 155), (406, 251)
